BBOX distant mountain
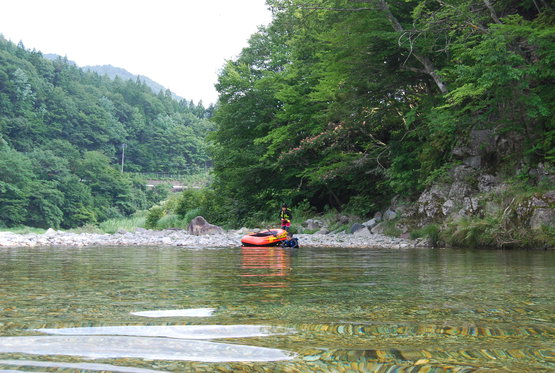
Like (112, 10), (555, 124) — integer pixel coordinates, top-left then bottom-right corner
(43, 54), (183, 101)
(83, 65), (184, 100)
(44, 53), (77, 65)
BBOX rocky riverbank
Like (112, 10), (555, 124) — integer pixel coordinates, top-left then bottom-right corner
(0, 227), (428, 249)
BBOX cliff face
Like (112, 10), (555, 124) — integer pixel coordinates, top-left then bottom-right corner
(396, 127), (555, 249)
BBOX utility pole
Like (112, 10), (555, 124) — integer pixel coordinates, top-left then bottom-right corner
(121, 143), (127, 173)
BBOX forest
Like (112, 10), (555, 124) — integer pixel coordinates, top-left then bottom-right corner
(0, 36), (212, 229)
(202, 0), (554, 228)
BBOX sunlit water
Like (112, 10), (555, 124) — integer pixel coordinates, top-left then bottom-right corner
(0, 245), (553, 372)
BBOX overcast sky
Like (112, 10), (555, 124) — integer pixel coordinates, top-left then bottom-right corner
(0, 0), (273, 104)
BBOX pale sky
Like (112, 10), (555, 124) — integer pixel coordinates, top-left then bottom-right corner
(0, 0), (273, 105)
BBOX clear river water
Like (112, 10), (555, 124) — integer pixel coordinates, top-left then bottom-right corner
(0, 245), (553, 372)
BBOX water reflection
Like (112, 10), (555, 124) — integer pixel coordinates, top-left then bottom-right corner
(240, 247), (292, 288)
(130, 308), (215, 318)
(35, 324), (293, 339)
(0, 336), (295, 362)
(0, 359), (167, 373)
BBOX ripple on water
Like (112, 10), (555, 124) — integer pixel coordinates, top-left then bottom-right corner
(296, 322), (555, 338)
(309, 347), (555, 364)
(0, 336), (296, 362)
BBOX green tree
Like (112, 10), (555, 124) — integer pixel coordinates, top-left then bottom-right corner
(0, 146), (34, 226)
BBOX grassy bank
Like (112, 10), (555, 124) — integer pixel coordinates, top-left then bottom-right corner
(0, 226), (47, 234)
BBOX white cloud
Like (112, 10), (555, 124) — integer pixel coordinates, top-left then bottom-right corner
(0, 0), (272, 104)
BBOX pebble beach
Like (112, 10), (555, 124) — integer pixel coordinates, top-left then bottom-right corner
(0, 228), (429, 249)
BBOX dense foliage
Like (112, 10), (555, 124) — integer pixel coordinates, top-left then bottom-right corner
(0, 36), (212, 228)
(208, 0), (554, 226)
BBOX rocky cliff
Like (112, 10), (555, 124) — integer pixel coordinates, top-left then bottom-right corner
(387, 127), (554, 249)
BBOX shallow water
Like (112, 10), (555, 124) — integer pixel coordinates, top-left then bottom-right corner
(0, 245), (553, 372)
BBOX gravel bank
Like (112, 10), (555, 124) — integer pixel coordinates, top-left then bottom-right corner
(0, 228), (429, 249)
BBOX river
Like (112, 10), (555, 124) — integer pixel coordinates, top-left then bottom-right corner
(0, 246), (553, 372)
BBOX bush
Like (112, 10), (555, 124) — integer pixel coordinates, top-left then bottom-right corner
(146, 183), (172, 205)
(180, 208), (203, 226)
(157, 214), (187, 230)
(96, 213), (146, 234)
(175, 189), (206, 218)
(145, 205), (165, 229)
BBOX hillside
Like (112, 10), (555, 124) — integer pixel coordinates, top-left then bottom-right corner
(0, 36), (213, 229)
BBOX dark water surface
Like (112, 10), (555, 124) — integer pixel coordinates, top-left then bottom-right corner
(0, 246), (553, 372)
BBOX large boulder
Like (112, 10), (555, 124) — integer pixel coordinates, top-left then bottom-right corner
(524, 191), (555, 230)
(417, 165), (482, 221)
(187, 216), (225, 236)
(417, 184), (450, 220)
(530, 208), (555, 230)
(451, 128), (496, 169)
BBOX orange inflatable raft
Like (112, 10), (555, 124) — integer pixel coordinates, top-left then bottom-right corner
(241, 229), (288, 247)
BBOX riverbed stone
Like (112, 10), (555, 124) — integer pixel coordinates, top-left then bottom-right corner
(350, 223), (365, 234)
(353, 227), (372, 237)
(383, 209), (397, 221)
(362, 218), (379, 229)
(0, 224), (422, 249)
(316, 227), (329, 235)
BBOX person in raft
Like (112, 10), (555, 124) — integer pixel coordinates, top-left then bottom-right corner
(281, 233), (299, 248)
(279, 204), (293, 232)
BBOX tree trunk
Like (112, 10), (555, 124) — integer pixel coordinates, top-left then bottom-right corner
(373, 0), (449, 94)
(482, 0), (502, 24)
(307, 0), (450, 93)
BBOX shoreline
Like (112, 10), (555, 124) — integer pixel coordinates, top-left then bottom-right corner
(0, 228), (429, 249)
